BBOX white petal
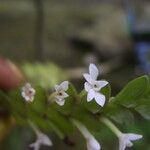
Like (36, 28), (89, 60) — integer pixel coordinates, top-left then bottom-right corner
(87, 136), (101, 150)
(39, 133), (53, 146)
(60, 81), (69, 91)
(89, 64), (99, 80)
(30, 142), (40, 150)
(126, 133), (143, 141)
(87, 89), (95, 102)
(56, 99), (65, 106)
(62, 92), (69, 98)
(83, 73), (94, 84)
(94, 93), (105, 107)
(119, 133), (142, 150)
(84, 82), (92, 92)
(54, 84), (60, 91)
(119, 139), (126, 150)
(97, 80), (108, 89)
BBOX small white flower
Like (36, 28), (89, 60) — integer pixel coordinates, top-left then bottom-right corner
(21, 83), (35, 102)
(83, 64), (108, 106)
(54, 81), (69, 106)
(72, 119), (101, 150)
(30, 131), (52, 150)
(119, 133), (143, 150)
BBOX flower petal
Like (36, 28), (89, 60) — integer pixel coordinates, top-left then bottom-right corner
(89, 64), (99, 80)
(87, 136), (101, 150)
(87, 89), (95, 102)
(83, 73), (93, 84)
(84, 82), (91, 92)
(94, 93), (105, 107)
(56, 99), (65, 106)
(54, 84), (60, 91)
(126, 133), (143, 141)
(97, 80), (108, 89)
(62, 92), (69, 98)
(39, 133), (53, 146)
(119, 139), (126, 150)
(30, 142), (40, 150)
(60, 81), (69, 91)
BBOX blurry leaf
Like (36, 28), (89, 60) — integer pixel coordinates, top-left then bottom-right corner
(22, 63), (67, 89)
(114, 76), (149, 108)
(8, 88), (28, 125)
(80, 84), (111, 113)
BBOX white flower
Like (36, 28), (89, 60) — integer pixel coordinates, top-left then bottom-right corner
(54, 81), (69, 106)
(72, 119), (101, 150)
(83, 64), (108, 106)
(21, 83), (35, 102)
(30, 131), (52, 150)
(119, 133), (143, 150)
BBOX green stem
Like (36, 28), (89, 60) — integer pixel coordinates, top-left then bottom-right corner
(28, 120), (41, 135)
(100, 117), (122, 137)
(70, 118), (91, 139)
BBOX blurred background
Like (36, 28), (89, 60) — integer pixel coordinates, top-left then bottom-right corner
(0, 0), (150, 150)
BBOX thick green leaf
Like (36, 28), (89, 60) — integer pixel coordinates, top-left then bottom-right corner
(114, 76), (149, 108)
(134, 98), (150, 120)
(47, 107), (74, 136)
(71, 105), (102, 134)
(104, 102), (134, 125)
(8, 88), (28, 124)
(27, 86), (47, 116)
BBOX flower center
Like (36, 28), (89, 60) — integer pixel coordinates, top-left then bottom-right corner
(58, 91), (63, 96)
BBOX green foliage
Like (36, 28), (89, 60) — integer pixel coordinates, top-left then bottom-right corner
(0, 75), (150, 146)
(114, 76), (149, 108)
(21, 63), (67, 88)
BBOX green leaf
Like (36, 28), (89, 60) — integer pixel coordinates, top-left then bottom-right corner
(71, 106), (102, 134)
(27, 86), (47, 116)
(114, 76), (149, 108)
(8, 88), (28, 124)
(134, 99), (150, 120)
(104, 102), (134, 125)
(47, 107), (74, 136)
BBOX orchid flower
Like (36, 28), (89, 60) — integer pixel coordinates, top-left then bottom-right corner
(72, 119), (101, 150)
(21, 83), (35, 102)
(83, 64), (108, 106)
(54, 81), (69, 106)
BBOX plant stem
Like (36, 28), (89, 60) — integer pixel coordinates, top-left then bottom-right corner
(100, 117), (122, 137)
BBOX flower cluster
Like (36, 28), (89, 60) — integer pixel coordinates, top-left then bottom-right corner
(21, 64), (143, 150)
